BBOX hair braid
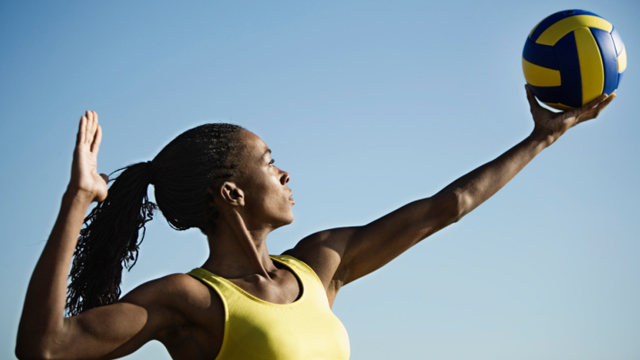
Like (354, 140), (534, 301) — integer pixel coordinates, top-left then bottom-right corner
(66, 123), (244, 316)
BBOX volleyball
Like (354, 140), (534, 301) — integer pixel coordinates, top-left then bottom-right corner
(522, 9), (626, 110)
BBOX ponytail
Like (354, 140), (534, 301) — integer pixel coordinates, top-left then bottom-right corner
(66, 123), (244, 315)
(66, 162), (156, 316)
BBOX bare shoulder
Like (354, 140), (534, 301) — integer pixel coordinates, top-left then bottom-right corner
(120, 273), (202, 304)
(284, 227), (358, 292)
(121, 272), (223, 320)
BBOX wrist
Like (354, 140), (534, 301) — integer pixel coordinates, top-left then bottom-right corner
(530, 125), (559, 148)
(63, 186), (97, 206)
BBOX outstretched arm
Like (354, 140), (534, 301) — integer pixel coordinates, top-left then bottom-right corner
(289, 87), (616, 305)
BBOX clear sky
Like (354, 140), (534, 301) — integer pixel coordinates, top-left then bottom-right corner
(1, 1), (638, 359)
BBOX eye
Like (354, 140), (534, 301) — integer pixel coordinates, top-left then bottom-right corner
(269, 159), (275, 166)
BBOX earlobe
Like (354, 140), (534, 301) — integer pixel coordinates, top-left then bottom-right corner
(220, 182), (245, 207)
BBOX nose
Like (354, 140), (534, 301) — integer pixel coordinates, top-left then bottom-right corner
(280, 169), (290, 185)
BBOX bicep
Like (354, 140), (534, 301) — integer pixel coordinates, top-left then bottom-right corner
(62, 301), (156, 359)
(339, 197), (455, 284)
(50, 281), (178, 360)
(291, 195), (459, 297)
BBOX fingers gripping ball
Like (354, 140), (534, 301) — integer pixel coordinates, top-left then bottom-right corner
(522, 9), (627, 110)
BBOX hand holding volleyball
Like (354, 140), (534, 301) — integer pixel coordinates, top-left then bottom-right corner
(525, 84), (615, 144)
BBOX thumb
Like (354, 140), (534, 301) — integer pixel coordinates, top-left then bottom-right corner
(525, 84), (540, 113)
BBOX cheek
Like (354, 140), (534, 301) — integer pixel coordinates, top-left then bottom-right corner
(247, 184), (278, 210)
(242, 172), (284, 211)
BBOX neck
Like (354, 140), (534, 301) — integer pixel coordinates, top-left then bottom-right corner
(203, 210), (276, 279)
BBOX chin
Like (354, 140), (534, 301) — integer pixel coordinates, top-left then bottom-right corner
(280, 214), (295, 227)
(281, 215), (294, 227)
(269, 214), (294, 230)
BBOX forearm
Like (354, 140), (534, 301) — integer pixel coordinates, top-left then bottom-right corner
(437, 127), (553, 221)
(17, 189), (93, 357)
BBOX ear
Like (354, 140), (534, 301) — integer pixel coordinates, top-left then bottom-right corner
(219, 181), (245, 207)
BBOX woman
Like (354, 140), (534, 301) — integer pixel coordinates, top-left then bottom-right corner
(16, 86), (615, 360)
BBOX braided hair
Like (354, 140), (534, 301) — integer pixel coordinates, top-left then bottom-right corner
(66, 123), (245, 316)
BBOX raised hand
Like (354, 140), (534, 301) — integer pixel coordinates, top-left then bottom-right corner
(526, 84), (616, 144)
(69, 110), (108, 203)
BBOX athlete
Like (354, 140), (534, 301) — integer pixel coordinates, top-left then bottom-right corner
(16, 86), (615, 359)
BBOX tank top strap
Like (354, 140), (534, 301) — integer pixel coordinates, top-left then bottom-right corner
(270, 255), (322, 285)
(187, 267), (228, 291)
(187, 268), (234, 322)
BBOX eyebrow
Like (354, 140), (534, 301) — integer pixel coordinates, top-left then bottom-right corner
(261, 149), (272, 158)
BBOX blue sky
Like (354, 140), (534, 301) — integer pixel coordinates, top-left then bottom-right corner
(1, 1), (638, 359)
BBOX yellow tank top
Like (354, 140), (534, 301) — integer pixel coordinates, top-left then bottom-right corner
(188, 255), (350, 360)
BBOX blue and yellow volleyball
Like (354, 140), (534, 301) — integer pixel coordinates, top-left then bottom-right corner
(523, 10), (627, 110)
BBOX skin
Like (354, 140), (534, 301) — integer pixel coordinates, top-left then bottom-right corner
(16, 86), (615, 360)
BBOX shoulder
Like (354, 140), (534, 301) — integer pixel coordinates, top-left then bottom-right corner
(119, 273), (225, 344)
(120, 273), (211, 308)
(284, 227), (359, 294)
(287, 227), (358, 255)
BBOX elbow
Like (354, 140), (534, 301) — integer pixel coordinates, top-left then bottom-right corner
(15, 346), (41, 360)
(14, 345), (26, 360)
(413, 191), (474, 242)
(15, 346), (52, 360)
(15, 337), (56, 360)
(434, 191), (471, 225)
(15, 350), (57, 360)
(452, 192), (473, 223)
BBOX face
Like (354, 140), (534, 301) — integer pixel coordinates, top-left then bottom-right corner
(233, 130), (294, 230)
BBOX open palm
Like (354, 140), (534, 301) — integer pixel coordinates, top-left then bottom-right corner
(70, 110), (108, 202)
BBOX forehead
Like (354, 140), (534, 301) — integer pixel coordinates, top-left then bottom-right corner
(240, 130), (270, 158)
